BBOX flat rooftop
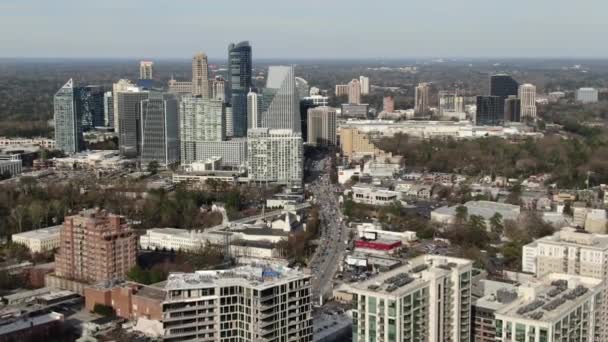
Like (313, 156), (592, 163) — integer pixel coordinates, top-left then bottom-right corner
(12, 226), (61, 240)
(530, 227), (608, 250)
(434, 200), (520, 220)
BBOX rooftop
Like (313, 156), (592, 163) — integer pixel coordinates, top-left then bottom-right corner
(529, 227), (608, 250)
(433, 200), (520, 220)
(11, 226), (61, 240)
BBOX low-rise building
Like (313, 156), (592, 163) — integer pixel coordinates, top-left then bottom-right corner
(84, 281), (165, 322)
(431, 200), (521, 229)
(0, 311), (64, 342)
(139, 228), (207, 252)
(0, 155), (22, 178)
(11, 226), (62, 253)
(350, 183), (401, 206)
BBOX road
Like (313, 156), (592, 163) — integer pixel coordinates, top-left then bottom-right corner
(308, 158), (348, 304)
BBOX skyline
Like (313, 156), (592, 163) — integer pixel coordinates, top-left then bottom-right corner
(1, 0), (606, 59)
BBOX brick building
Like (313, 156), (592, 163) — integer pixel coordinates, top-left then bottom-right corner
(84, 282), (164, 321)
(54, 209), (137, 284)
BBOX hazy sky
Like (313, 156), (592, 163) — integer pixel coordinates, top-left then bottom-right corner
(1, 0), (606, 59)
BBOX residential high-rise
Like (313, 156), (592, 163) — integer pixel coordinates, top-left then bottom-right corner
(139, 60), (153, 80)
(179, 95), (226, 164)
(351, 255), (473, 342)
(348, 79), (362, 105)
(54, 79), (83, 154)
(383, 95), (395, 113)
(335, 84), (349, 97)
(192, 52), (211, 99)
(54, 209), (137, 284)
(519, 83), (537, 119)
(247, 91), (260, 129)
(103, 91), (114, 128)
(504, 96), (521, 122)
(414, 83), (430, 115)
(260, 66), (301, 133)
(140, 92), (180, 168)
(228, 41), (253, 137)
(212, 75), (227, 102)
(339, 126), (384, 161)
(112, 79), (136, 133)
(438, 91), (465, 117)
(475, 96), (503, 125)
(576, 87), (599, 103)
(75, 85), (105, 130)
(168, 76), (193, 94)
(300, 95), (329, 141)
(117, 88), (149, 158)
(359, 76), (370, 95)
(247, 128), (303, 185)
(307, 106), (336, 146)
(162, 264), (313, 342)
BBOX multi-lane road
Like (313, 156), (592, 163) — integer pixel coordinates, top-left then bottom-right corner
(308, 158), (349, 304)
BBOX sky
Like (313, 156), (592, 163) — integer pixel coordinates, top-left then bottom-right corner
(0, 0), (606, 59)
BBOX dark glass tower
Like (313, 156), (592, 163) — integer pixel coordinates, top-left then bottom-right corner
(490, 74), (518, 119)
(228, 41), (252, 137)
(504, 96), (521, 123)
(75, 85), (105, 130)
(476, 96), (503, 126)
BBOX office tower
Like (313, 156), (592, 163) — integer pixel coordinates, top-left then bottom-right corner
(307, 106), (336, 146)
(139, 60), (153, 80)
(339, 126), (383, 161)
(54, 209), (137, 284)
(212, 75), (227, 102)
(103, 91), (114, 128)
(162, 264), (313, 342)
(438, 91), (464, 115)
(348, 79), (362, 105)
(519, 83), (537, 119)
(112, 79), (136, 132)
(475, 96), (503, 125)
(192, 52), (211, 99)
(168, 76), (193, 94)
(335, 84), (349, 97)
(577, 87), (599, 103)
(359, 76), (370, 95)
(140, 92), (180, 168)
(225, 106), (234, 138)
(117, 88), (149, 158)
(75, 85), (104, 130)
(300, 95), (329, 141)
(247, 128), (303, 185)
(351, 255), (473, 342)
(414, 83), (430, 115)
(247, 91), (260, 129)
(260, 66), (301, 132)
(228, 41), (253, 137)
(54, 79), (83, 154)
(179, 95), (226, 164)
(490, 74), (519, 98)
(295, 77), (309, 99)
(504, 96), (521, 122)
(383, 95), (395, 113)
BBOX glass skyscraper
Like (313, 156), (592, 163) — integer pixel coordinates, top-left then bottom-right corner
(54, 79), (83, 154)
(75, 85), (105, 130)
(117, 90), (149, 158)
(140, 92), (180, 168)
(259, 66), (301, 133)
(228, 41), (252, 137)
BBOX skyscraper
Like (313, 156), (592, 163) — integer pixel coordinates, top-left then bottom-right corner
(103, 91), (113, 128)
(140, 92), (180, 168)
(383, 95), (395, 113)
(247, 128), (303, 185)
(439, 91), (465, 119)
(247, 91), (260, 129)
(212, 75), (227, 102)
(348, 79), (362, 105)
(192, 52), (210, 99)
(476, 96), (503, 125)
(490, 74), (519, 118)
(335, 84), (349, 97)
(228, 41), (252, 137)
(139, 61), (153, 80)
(519, 83), (537, 119)
(295, 77), (309, 99)
(179, 95), (226, 164)
(359, 76), (370, 95)
(307, 106), (337, 146)
(112, 79), (136, 133)
(117, 88), (149, 158)
(504, 96), (521, 122)
(260, 66), (301, 133)
(75, 85), (104, 130)
(414, 83), (430, 115)
(54, 79), (83, 154)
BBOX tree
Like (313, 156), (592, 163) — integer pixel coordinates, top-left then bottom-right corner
(93, 303), (115, 316)
(563, 200), (573, 216)
(147, 160), (160, 175)
(489, 213), (504, 236)
(455, 205), (468, 223)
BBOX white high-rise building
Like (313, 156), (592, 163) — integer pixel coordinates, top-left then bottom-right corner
(439, 91), (465, 119)
(351, 255), (473, 342)
(260, 66), (301, 132)
(247, 91), (260, 129)
(576, 87), (599, 103)
(112, 79), (136, 133)
(247, 128), (303, 185)
(103, 91), (113, 128)
(212, 76), (226, 102)
(192, 52), (210, 99)
(179, 95), (225, 164)
(139, 60), (153, 80)
(519, 83), (537, 119)
(359, 76), (370, 95)
(348, 79), (362, 105)
(415, 83), (430, 115)
(162, 264), (313, 342)
(307, 106), (336, 146)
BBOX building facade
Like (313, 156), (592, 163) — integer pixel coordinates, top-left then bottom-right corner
(192, 52), (211, 99)
(519, 83), (537, 120)
(576, 88), (599, 104)
(475, 96), (503, 126)
(359, 76), (370, 95)
(228, 41), (253, 137)
(247, 128), (303, 185)
(54, 209), (137, 284)
(168, 78), (193, 94)
(54, 79), (83, 154)
(504, 96), (521, 122)
(11, 226), (61, 253)
(179, 95), (226, 165)
(140, 92), (180, 167)
(348, 79), (362, 105)
(247, 91), (260, 130)
(139, 61), (153, 80)
(112, 79), (136, 132)
(117, 88), (149, 158)
(75, 85), (105, 130)
(0, 155), (22, 178)
(307, 106), (337, 146)
(260, 66), (301, 133)
(383, 95), (395, 113)
(414, 83), (430, 115)
(103, 91), (114, 128)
